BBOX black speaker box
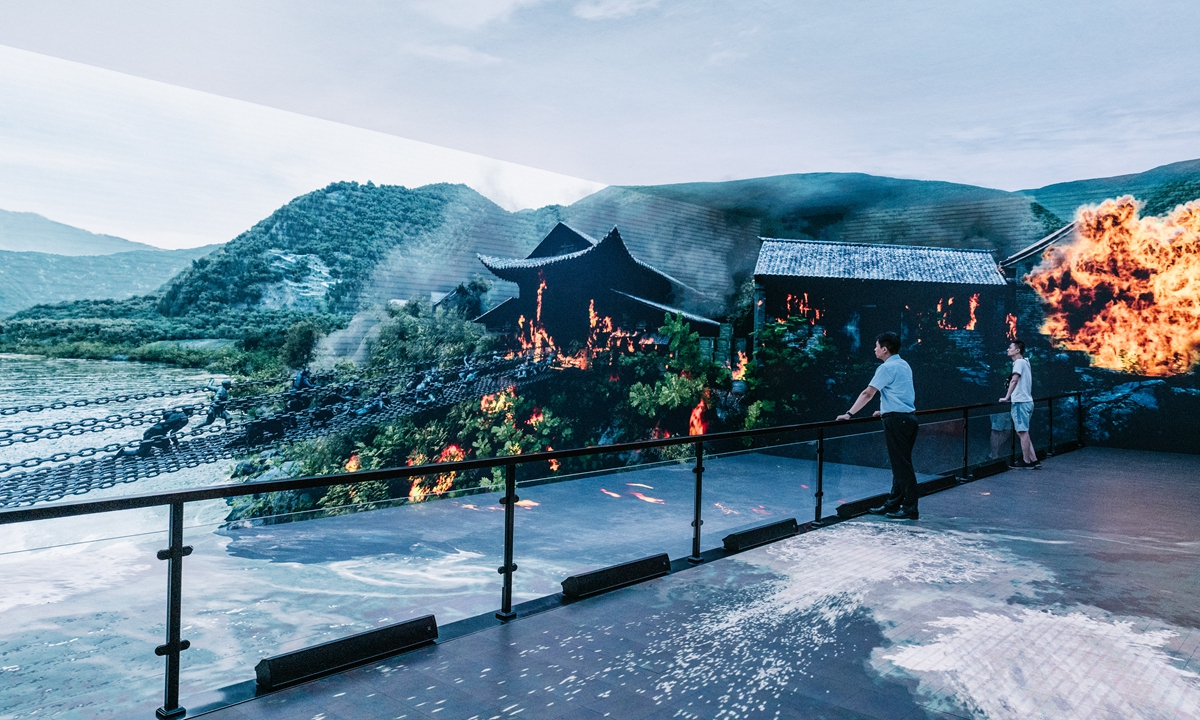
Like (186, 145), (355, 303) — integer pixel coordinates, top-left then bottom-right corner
(722, 518), (799, 552)
(255, 614), (437, 691)
(561, 553), (670, 599)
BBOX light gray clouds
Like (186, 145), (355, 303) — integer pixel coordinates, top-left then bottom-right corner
(0, 0), (1197, 196)
(0, 46), (604, 248)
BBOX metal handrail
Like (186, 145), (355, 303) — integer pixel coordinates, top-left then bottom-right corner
(0, 391), (1084, 525)
(1, 390), (1085, 718)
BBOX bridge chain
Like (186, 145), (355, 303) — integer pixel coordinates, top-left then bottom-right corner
(0, 352), (498, 417)
(0, 353), (516, 447)
(0, 359), (554, 507)
(0, 359), (517, 472)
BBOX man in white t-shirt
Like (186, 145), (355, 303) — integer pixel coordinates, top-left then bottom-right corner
(999, 339), (1039, 469)
(837, 331), (920, 519)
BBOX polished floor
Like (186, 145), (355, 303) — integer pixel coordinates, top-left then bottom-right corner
(198, 447), (1200, 720)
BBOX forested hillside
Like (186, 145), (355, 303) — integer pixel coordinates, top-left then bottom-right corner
(0, 246), (216, 316)
(1025, 158), (1200, 220)
(157, 182), (563, 316)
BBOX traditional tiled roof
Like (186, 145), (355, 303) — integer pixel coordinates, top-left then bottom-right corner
(526, 223), (596, 258)
(479, 227), (700, 294)
(754, 239), (1005, 285)
(1000, 223), (1075, 269)
(609, 290), (720, 327)
(474, 296), (519, 325)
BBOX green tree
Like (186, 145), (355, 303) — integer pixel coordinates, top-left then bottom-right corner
(281, 320), (322, 368)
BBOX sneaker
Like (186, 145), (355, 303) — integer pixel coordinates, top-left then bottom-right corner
(885, 507), (919, 520)
(1010, 459), (1032, 470)
(868, 504), (899, 515)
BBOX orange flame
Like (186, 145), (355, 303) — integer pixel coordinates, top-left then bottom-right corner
(407, 445), (465, 503)
(630, 491), (665, 504)
(688, 399), (707, 436)
(527, 408), (544, 428)
(515, 499), (540, 508)
(512, 289), (644, 368)
(731, 351), (748, 380)
(600, 488), (621, 498)
(480, 389), (516, 421)
(344, 453), (360, 473)
(936, 297), (956, 330)
(1028, 196), (1200, 375)
(1006, 313), (1018, 341)
(965, 294), (980, 331)
(545, 445), (560, 472)
(785, 293), (822, 324)
(536, 275), (546, 324)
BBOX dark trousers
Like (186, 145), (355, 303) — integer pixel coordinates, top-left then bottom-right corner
(882, 413), (920, 509)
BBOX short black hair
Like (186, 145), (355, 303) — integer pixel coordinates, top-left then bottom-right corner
(1011, 339), (1026, 355)
(876, 331), (901, 355)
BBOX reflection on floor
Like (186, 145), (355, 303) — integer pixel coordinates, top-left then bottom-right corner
(205, 448), (1200, 719)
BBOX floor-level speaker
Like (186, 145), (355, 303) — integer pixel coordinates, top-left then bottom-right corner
(255, 614), (438, 691)
(722, 518), (799, 552)
(561, 553), (671, 599)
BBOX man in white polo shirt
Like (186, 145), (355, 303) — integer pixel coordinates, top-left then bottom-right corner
(1000, 339), (1040, 469)
(837, 331), (920, 520)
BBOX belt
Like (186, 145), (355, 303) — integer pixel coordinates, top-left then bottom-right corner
(880, 411), (916, 418)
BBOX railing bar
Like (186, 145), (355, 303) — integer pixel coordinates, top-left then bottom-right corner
(688, 441), (704, 564)
(961, 408), (970, 480)
(1048, 396), (1055, 456)
(0, 393), (1086, 525)
(814, 428), (825, 524)
(155, 500), (191, 719)
(496, 463), (517, 621)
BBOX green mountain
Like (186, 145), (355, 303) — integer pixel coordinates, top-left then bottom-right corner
(155, 181), (565, 317)
(618, 173), (1062, 257)
(1023, 158), (1200, 220)
(0, 209), (159, 255)
(78, 174), (1071, 326)
(0, 246), (218, 317)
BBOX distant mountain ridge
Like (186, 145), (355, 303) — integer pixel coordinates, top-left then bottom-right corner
(0, 246), (219, 317)
(1023, 158), (1200, 220)
(0, 209), (161, 255)
(10, 158), (1200, 333)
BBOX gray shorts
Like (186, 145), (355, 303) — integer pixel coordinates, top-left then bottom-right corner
(1011, 401), (1033, 432)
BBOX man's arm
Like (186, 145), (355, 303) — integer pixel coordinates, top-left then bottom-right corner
(837, 385), (878, 421)
(1000, 372), (1019, 402)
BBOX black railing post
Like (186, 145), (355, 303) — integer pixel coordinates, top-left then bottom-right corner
(814, 427), (825, 524)
(1047, 396), (1055, 456)
(155, 500), (192, 719)
(1010, 413), (1017, 465)
(688, 440), (704, 564)
(496, 463), (518, 620)
(1076, 392), (1085, 447)
(960, 408), (970, 480)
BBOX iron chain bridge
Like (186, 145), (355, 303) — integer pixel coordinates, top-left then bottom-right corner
(0, 353), (554, 507)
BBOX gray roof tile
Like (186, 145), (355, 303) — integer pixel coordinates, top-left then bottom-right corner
(754, 239), (1005, 285)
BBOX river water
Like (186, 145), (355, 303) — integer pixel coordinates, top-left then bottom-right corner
(0, 355), (891, 719)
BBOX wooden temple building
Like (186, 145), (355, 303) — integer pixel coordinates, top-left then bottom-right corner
(475, 223), (720, 346)
(752, 238), (1008, 352)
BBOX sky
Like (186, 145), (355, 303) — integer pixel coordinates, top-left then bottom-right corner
(1, 0), (1199, 248)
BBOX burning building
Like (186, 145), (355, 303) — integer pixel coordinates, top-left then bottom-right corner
(753, 238), (1008, 352)
(1009, 196), (1200, 376)
(475, 223), (720, 347)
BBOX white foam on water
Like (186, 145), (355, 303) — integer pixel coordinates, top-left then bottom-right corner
(607, 522), (1025, 718)
(584, 521), (1200, 719)
(884, 609), (1200, 719)
(0, 539), (152, 613)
